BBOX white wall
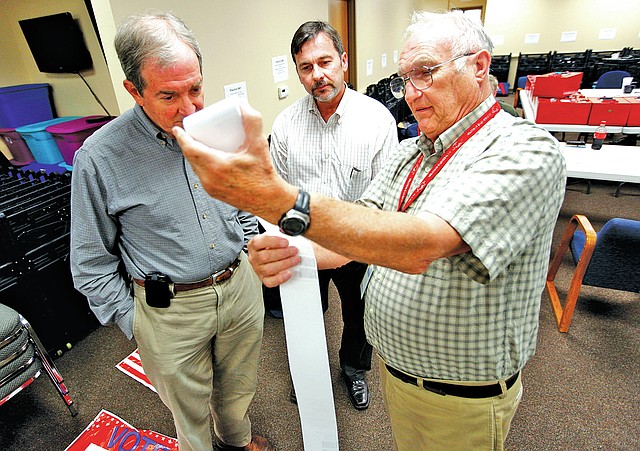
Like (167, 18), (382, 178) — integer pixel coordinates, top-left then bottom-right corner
(3, 0), (639, 136)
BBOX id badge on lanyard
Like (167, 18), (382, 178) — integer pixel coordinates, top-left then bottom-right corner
(397, 102), (500, 212)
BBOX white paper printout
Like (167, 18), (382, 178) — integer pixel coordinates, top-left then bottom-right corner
(259, 219), (339, 451)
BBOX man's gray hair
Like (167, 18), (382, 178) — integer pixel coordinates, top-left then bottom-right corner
(115, 12), (202, 94)
(404, 10), (494, 61)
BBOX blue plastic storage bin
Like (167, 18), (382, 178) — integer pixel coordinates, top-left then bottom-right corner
(16, 117), (81, 164)
(0, 84), (54, 128)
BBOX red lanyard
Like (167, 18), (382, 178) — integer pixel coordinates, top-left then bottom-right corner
(397, 102), (501, 212)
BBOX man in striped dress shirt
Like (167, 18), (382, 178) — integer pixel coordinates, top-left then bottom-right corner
(268, 21), (398, 410)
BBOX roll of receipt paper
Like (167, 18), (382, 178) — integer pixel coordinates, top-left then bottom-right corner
(183, 96), (245, 152)
(259, 219), (339, 451)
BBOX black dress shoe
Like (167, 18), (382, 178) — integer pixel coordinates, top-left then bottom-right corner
(342, 374), (369, 410)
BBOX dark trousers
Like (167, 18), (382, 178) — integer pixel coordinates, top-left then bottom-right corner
(263, 261), (372, 379)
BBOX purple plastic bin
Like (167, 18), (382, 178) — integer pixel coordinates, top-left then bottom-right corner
(0, 127), (34, 166)
(0, 84), (53, 128)
(16, 117), (81, 164)
(46, 115), (114, 165)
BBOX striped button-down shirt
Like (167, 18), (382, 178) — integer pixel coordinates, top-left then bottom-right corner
(360, 97), (566, 381)
(270, 86), (398, 201)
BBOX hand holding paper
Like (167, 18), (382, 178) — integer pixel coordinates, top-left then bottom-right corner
(173, 102), (297, 225)
(248, 234), (301, 287)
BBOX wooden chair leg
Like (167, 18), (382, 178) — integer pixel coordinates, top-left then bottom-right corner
(546, 214), (597, 332)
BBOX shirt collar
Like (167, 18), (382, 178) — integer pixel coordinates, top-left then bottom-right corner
(132, 104), (178, 149)
(416, 96), (498, 157)
(306, 82), (351, 124)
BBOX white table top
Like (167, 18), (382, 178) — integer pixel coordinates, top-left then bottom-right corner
(520, 90), (638, 134)
(579, 88), (640, 98)
(561, 143), (640, 184)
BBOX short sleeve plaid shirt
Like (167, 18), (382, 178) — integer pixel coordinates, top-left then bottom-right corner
(360, 97), (566, 381)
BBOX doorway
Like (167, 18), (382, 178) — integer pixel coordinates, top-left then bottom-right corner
(329, 0), (355, 86)
(448, 0), (486, 23)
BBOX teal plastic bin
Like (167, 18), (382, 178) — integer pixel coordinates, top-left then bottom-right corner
(16, 117), (81, 164)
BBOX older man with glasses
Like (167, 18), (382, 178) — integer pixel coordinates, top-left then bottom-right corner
(174, 10), (566, 450)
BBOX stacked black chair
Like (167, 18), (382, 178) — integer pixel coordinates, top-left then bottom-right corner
(514, 52), (553, 87)
(584, 50), (623, 88)
(0, 168), (98, 357)
(550, 50), (591, 78)
(365, 75), (417, 140)
(0, 302), (77, 415)
(490, 53), (512, 85)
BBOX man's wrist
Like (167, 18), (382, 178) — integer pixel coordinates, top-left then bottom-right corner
(278, 188), (311, 236)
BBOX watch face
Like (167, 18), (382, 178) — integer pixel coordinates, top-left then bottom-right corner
(282, 217), (306, 236)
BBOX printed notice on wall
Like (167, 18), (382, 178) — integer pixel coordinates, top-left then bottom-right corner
(224, 82), (248, 101)
(524, 33), (540, 44)
(366, 59), (373, 76)
(561, 31), (577, 43)
(272, 55), (289, 83)
(598, 28), (616, 40)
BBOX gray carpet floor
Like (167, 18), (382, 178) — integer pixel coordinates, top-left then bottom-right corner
(0, 179), (638, 450)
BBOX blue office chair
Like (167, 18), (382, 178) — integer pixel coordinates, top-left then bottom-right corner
(546, 215), (640, 332)
(593, 70), (631, 89)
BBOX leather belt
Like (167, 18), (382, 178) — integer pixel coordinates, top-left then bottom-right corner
(385, 364), (519, 398)
(133, 258), (241, 293)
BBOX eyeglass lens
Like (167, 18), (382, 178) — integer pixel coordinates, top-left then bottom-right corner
(389, 53), (473, 99)
(389, 68), (433, 99)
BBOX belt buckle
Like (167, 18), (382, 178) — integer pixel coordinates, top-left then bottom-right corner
(212, 259), (238, 284)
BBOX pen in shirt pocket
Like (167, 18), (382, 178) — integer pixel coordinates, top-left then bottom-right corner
(350, 167), (361, 178)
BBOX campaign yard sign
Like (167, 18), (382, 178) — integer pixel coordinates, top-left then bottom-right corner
(65, 409), (177, 451)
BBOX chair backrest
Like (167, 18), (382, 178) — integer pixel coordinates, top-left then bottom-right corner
(594, 70), (632, 89)
(571, 218), (640, 292)
(0, 303), (42, 404)
(517, 76), (528, 89)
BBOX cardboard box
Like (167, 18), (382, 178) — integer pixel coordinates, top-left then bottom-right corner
(586, 98), (631, 126)
(533, 96), (592, 124)
(527, 72), (583, 98)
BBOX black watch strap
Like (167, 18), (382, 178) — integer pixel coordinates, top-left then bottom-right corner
(294, 189), (310, 215)
(278, 189), (311, 236)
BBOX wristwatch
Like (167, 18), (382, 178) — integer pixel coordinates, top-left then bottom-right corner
(278, 189), (310, 236)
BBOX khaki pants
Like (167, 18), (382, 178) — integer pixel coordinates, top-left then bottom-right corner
(133, 253), (264, 451)
(380, 359), (523, 451)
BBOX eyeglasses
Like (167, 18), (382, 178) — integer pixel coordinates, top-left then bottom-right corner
(389, 53), (474, 99)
